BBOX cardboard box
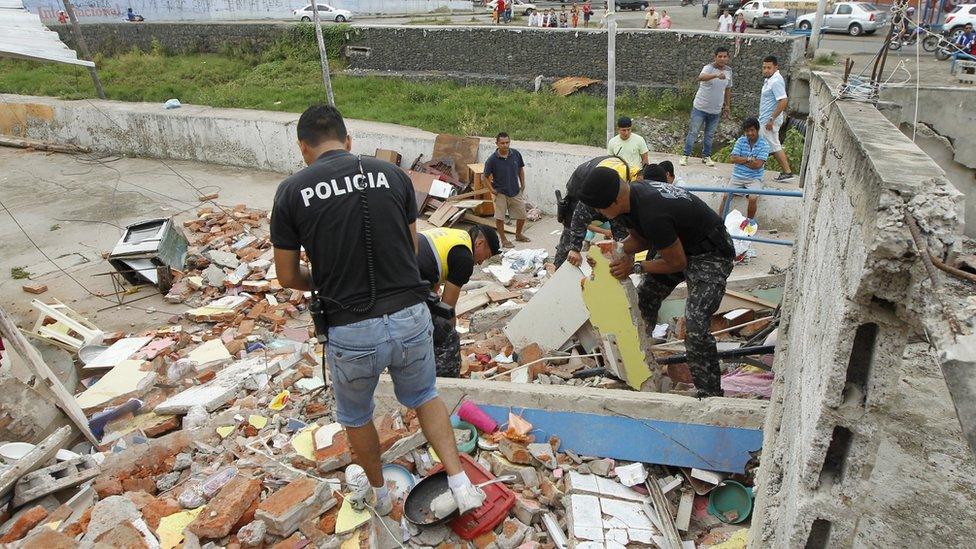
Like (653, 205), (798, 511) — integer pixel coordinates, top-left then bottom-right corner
(374, 149), (402, 166)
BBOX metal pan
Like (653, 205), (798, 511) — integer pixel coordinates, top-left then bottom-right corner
(403, 473), (515, 526)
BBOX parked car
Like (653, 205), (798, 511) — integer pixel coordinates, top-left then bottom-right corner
(735, 0), (788, 28)
(293, 3), (353, 22)
(945, 4), (976, 40)
(794, 2), (888, 36)
(615, 0), (649, 10)
(486, 0), (537, 16)
(718, 0), (745, 17)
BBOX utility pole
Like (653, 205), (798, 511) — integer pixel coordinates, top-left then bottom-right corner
(309, 2), (336, 106)
(606, 1), (617, 143)
(807, 0), (829, 57)
(61, 0), (105, 99)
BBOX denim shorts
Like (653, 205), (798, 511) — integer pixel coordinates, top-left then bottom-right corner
(326, 302), (437, 427)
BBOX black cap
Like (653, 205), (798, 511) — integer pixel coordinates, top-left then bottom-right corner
(578, 166), (621, 209)
(617, 116), (632, 128)
(470, 226), (502, 257)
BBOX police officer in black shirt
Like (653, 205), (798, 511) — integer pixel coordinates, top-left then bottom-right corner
(576, 166), (735, 397)
(417, 226), (501, 377)
(270, 105), (485, 517)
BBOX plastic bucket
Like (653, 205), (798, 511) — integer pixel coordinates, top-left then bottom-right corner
(707, 480), (754, 524)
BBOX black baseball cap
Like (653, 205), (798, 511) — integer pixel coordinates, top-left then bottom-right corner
(470, 226), (502, 256)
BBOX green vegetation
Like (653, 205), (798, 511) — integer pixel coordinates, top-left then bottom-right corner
(810, 52), (838, 66)
(0, 25), (695, 146)
(712, 128), (805, 173)
(407, 16), (453, 25)
(10, 267), (30, 279)
(50, 224), (61, 231)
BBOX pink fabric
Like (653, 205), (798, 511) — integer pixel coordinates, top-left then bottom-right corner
(721, 367), (774, 399)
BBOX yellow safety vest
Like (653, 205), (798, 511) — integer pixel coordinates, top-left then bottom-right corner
(421, 228), (473, 285)
(598, 156), (642, 181)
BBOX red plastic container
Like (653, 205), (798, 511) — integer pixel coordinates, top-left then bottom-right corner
(429, 453), (516, 540)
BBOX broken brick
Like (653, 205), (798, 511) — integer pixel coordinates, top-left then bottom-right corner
(270, 532), (303, 549)
(498, 437), (533, 465)
(122, 477), (158, 495)
(141, 496), (181, 531)
(143, 415), (181, 438)
(94, 477), (123, 498)
(94, 520), (148, 548)
(187, 475), (262, 539)
(21, 528), (77, 549)
(255, 477), (333, 537)
(0, 505), (49, 543)
(21, 283), (48, 294)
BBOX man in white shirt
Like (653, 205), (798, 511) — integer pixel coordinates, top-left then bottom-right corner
(607, 116), (650, 171)
(528, 9), (542, 27)
(717, 9), (734, 32)
(681, 47), (732, 167)
(758, 55), (794, 181)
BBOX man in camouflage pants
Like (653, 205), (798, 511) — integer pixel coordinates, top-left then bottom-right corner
(576, 167), (734, 397)
(553, 156), (639, 268)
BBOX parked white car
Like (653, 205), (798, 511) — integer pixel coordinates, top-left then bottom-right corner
(486, 0), (537, 16)
(945, 4), (976, 39)
(795, 2), (888, 36)
(293, 3), (353, 22)
(735, 0), (789, 29)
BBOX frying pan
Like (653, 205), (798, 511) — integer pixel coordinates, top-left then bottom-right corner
(403, 473), (516, 526)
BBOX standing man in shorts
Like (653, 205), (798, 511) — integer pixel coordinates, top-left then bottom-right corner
(484, 132), (530, 247)
(271, 105), (485, 517)
(718, 117), (770, 220)
(758, 55), (794, 181)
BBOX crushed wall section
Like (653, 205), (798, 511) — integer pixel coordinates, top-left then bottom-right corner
(749, 72), (965, 548)
(48, 23), (804, 105)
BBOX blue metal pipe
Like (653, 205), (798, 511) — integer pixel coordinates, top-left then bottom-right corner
(680, 186), (804, 198)
(731, 235), (794, 246)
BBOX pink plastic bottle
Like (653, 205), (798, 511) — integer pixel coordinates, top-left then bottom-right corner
(457, 400), (498, 433)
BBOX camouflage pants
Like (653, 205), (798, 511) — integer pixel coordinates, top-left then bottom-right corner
(637, 249), (733, 396)
(432, 314), (461, 378)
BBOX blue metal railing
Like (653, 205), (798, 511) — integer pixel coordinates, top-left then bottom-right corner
(680, 185), (804, 247)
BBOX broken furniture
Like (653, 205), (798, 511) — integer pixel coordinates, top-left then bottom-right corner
(107, 217), (188, 293)
(25, 298), (103, 352)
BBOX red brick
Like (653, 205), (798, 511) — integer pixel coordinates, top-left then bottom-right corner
(231, 497), (261, 533)
(122, 477), (157, 495)
(317, 506), (338, 535)
(270, 532), (303, 549)
(21, 529), (77, 549)
(21, 283), (47, 294)
(472, 531), (497, 549)
(256, 477), (316, 517)
(0, 506), (49, 542)
(498, 438), (533, 465)
(94, 520), (148, 548)
(93, 477), (123, 498)
(141, 496), (181, 531)
(62, 507), (91, 538)
(187, 475), (262, 540)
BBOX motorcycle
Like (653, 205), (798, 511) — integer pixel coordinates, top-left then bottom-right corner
(887, 24), (941, 52)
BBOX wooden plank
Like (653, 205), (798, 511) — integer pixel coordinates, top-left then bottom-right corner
(0, 305), (99, 444)
(456, 293), (491, 316)
(724, 289), (778, 310)
(646, 476), (684, 549)
(0, 135), (90, 154)
(463, 213), (515, 235)
(674, 488), (694, 531)
(487, 290), (521, 303)
(446, 188), (492, 202)
(428, 203), (459, 227)
(0, 426), (72, 500)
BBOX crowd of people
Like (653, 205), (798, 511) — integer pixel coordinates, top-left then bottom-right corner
(518, 1), (595, 28)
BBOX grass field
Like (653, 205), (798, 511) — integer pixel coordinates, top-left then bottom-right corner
(0, 31), (695, 147)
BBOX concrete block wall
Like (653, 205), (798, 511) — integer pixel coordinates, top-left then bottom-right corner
(49, 23), (804, 106)
(748, 73), (963, 548)
(0, 94), (803, 230)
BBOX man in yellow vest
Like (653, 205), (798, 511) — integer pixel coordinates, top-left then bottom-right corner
(554, 155), (643, 268)
(418, 226), (502, 376)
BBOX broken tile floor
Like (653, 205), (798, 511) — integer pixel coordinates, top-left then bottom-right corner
(7, 147), (971, 549)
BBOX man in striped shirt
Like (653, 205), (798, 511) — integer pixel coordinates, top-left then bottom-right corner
(719, 117), (770, 220)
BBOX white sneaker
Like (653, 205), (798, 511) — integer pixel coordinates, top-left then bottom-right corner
(679, 156), (688, 166)
(704, 156), (716, 167)
(451, 483), (487, 515)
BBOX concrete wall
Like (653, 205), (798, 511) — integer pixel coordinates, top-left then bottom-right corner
(749, 72), (966, 548)
(0, 94), (803, 229)
(26, 0), (470, 23)
(49, 23), (804, 105)
(877, 85), (976, 238)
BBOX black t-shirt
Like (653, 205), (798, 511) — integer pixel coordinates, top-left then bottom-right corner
(620, 181), (724, 252)
(417, 236), (475, 288)
(270, 150), (428, 326)
(565, 155), (614, 199)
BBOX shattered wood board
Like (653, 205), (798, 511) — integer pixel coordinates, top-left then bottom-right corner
(433, 134), (479, 182)
(478, 405), (761, 473)
(83, 336), (152, 370)
(657, 287), (783, 324)
(581, 247), (657, 390)
(504, 263), (589, 352)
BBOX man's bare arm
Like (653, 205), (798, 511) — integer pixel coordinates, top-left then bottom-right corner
(273, 248), (313, 291)
(622, 229), (651, 254)
(441, 282), (462, 309)
(410, 222), (418, 254)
